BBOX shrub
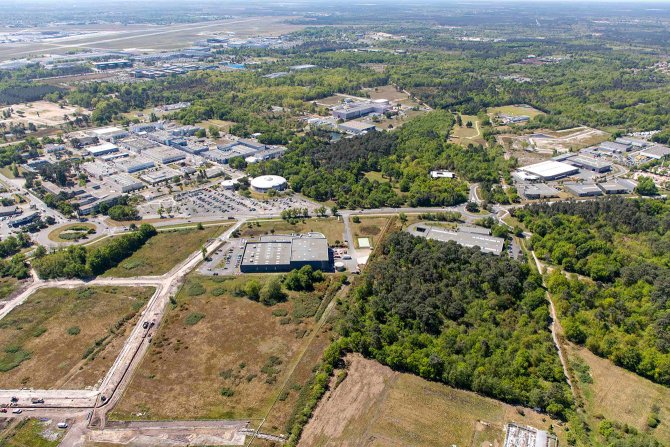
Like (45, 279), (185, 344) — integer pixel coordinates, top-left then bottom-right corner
(67, 326), (81, 336)
(185, 312), (205, 326)
(220, 387), (235, 397)
(272, 308), (288, 317)
(186, 282), (206, 296)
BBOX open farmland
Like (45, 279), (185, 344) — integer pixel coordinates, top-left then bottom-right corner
(567, 343), (670, 443)
(111, 274), (340, 422)
(0, 286), (154, 389)
(240, 218), (345, 245)
(101, 225), (228, 277)
(299, 354), (567, 447)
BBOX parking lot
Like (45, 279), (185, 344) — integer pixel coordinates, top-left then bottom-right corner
(175, 187), (274, 217)
(198, 239), (246, 275)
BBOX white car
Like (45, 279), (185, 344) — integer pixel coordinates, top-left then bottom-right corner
(12, 409), (22, 414)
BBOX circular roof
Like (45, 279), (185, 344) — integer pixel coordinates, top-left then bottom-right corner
(250, 175), (287, 189)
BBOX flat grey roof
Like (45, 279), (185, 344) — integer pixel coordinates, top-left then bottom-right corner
(409, 224), (504, 255)
(243, 233), (330, 267)
(291, 237), (329, 262)
(243, 241), (292, 266)
(564, 182), (603, 195)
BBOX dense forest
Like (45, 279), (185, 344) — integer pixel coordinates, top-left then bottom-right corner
(515, 198), (670, 385)
(247, 111), (513, 208)
(339, 232), (573, 418)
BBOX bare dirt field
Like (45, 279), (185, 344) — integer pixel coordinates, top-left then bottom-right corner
(488, 104), (545, 120)
(567, 343), (670, 443)
(240, 218), (345, 246)
(1, 100), (86, 129)
(499, 126), (610, 155)
(0, 286), (154, 390)
(111, 274), (336, 422)
(299, 354), (567, 447)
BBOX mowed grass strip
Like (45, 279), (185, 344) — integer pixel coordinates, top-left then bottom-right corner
(0, 286), (153, 389)
(299, 355), (567, 447)
(102, 225), (227, 277)
(112, 274), (332, 421)
(241, 218), (345, 245)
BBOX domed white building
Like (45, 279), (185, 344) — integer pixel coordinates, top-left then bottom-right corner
(250, 175), (288, 193)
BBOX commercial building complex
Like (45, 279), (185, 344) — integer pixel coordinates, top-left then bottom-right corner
(332, 100), (391, 120)
(240, 233), (331, 273)
(408, 224), (505, 255)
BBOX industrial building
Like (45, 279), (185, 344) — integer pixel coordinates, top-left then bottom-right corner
(91, 127), (128, 141)
(564, 182), (603, 197)
(250, 175), (288, 193)
(338, 120), (376, 135)
(332, 100), (391, 120)
(564, 154), (612, 173)
(87, 142), (119, 157)
(94, 60), (132, 70)
(504, 423), (558, 447)
(640, 145), (670, 160)
(240, 233), (331, 273)
(82, 161), (118, 179)
(140, 168), (180, 185)
(143, 146), (186, 164)
(518, 160), (579, 181)
(115, 156), (155, 173)
(598, 141), (631, 154)
(108, 174), (144, 193)
(598, 178), (636, 195)
(408, 224), (505, 255)
(520, 183), (560, 200)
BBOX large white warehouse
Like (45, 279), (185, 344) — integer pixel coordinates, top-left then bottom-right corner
(250, 175), (288, 193)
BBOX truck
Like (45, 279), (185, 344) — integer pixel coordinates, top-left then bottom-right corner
(31, 398), (44, 404)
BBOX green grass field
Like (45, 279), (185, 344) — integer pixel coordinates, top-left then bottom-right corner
(0, 419), (63, 447)
(241, 218), (345, 246)
(101, 225), (227, 277)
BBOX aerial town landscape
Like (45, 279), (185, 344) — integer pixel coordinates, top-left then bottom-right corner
(0, 0), (669, 446)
